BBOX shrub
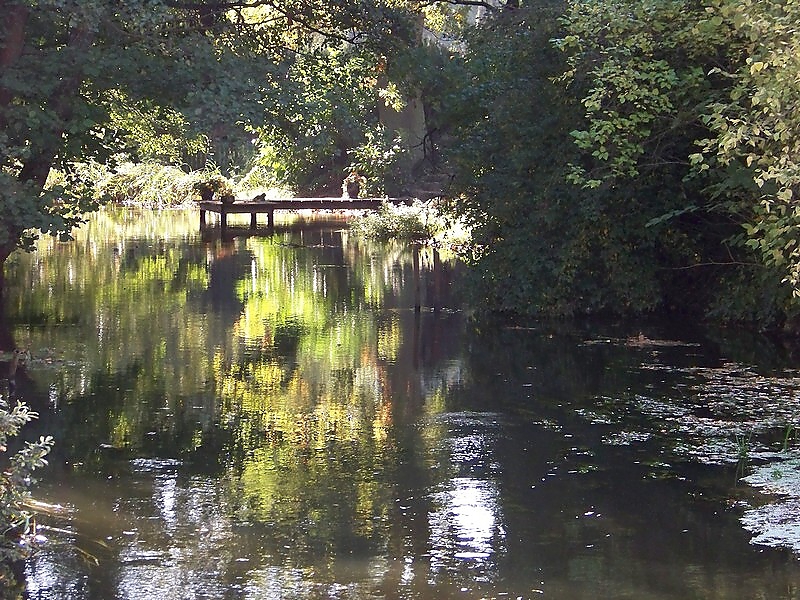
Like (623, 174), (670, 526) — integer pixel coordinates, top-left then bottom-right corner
(0, 401), (53, 585)
(352, 200), (469, 251)
(352, 201), (437, 241)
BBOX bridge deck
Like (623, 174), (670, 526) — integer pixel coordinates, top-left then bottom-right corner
(198, 197), (403, 229)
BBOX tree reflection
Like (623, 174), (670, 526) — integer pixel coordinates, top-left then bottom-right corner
(2, 208), (476, 598)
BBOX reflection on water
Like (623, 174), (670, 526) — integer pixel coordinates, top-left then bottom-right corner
(3, 208), (800, 598)
(430, 478), (504, 560)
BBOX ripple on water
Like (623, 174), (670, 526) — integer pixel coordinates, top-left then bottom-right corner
(129, 458), (183, 473)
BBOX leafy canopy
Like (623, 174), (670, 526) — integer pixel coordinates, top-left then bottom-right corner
(0, 0), (421, 262)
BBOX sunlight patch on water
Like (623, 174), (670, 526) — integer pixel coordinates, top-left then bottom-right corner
(429, 478), (505, 568)
(25, 551), (90, 599)
(422, 412), (507, 582)
(115, 463), (237, 600)
(241, 567), (316, 599)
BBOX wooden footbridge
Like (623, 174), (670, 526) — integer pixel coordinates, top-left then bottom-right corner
(198, 197), (408, 230)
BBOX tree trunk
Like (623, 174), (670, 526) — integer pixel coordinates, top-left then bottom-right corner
(0, 3), (30, 295)
(0, 11), (94, 293)
(0, 243), (14, 299)
(0, 2), (29, 130)
(0, 284), (18, 351)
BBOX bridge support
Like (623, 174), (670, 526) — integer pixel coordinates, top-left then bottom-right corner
(197, 197), (397, 231)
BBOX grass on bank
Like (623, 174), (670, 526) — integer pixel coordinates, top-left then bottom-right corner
(49, 162), (290, 209)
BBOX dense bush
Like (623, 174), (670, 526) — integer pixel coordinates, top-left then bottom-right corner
(435, 3), (674, 317)
(426, 0), (800, 328)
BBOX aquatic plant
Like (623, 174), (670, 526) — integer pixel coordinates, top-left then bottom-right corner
(352, 200), (436, 241)
(735, 432), (753, 461)
(784, 425), (797, 452)
(742, 458), (800, 552)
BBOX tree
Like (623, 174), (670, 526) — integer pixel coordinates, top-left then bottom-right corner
(0, 0), (424, 287)
(555, 0), (800, 325)
(0, 1), (206, 286)
(428, 0), (800, 325)
(694, 1), (800, 307)
(429, 1), (674, 317)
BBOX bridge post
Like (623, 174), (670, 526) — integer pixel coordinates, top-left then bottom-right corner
(267, 207), (274, 228)
(412, 243), (421, 313)
(432, 248), (441, 312)
(250, 212), (257, 229)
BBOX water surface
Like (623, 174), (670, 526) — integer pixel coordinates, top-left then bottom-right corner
(2, 208), (800, 599)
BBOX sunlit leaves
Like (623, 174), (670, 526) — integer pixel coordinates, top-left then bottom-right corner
(106, 92), (210, 165)
(0, 0), (420, 261)
(695, 1), (800, 295)
(0, 401), (54, 565)
(555, 0), (714, 186)
(549, 0), (800, 322)
(440, 3), (668, 316)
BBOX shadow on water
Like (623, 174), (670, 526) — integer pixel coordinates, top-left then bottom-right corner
(2, 208), (800, 598)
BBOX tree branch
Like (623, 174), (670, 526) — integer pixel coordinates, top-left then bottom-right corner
(165, 0), (368, 45)
(417, 0), (499, 10)
(660, 260), (762, 270)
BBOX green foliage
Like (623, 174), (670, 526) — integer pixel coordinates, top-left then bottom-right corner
(253, 44), (388, 194)
(0, 174), (95, 254)
(78, 163), (255, 208)
(553, 0), (715, 187)
(191, 172), (234, 201)
(429, 0), (800, 325)
(436, 3), (670, 316)
(106, 93), (210, 167)
(693, 1), (800, 298)
(551, 0), (800, 325)
(420, 3), (474, 40)
(94, 163), (198, 208)
(0, 0), (220, 258)
(0, 0), (421, 265)
(236, 163), (284, 194)
(345, 126), (409, 196)
(0, 400), (53, 567)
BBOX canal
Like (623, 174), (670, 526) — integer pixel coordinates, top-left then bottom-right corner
(2, 208), (800, 599)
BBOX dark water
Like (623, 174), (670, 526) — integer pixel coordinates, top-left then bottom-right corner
(3, 208), (800, 599)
